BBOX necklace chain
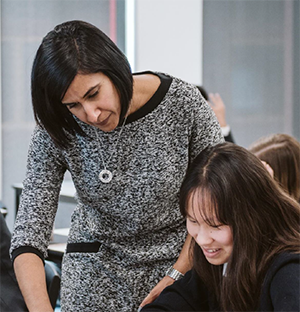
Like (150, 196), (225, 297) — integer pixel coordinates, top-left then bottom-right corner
(93, 116), (128, 183)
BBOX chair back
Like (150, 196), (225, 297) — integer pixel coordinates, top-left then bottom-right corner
(45, 260), (61, 309)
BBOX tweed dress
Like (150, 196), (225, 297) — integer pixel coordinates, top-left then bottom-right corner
(11, 72), (224, 311)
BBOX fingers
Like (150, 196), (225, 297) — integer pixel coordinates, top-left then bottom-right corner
(261, 161), (274, 178)
(208, 93), (227, 127)
(139, 276), (175, 310)
(140, 293), (152, 307)
(209, 93), (224, 108)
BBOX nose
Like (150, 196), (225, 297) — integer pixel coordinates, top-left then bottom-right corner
(84, 103), (101, 124)
(194, 227), (214, 246)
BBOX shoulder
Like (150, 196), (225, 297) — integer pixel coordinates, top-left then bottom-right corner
(29, 125), (56, 153)
(28, 125), (67, 161)
(267, 252), (300, 277)
(156, 73), (209, 125)
(260, 252), (300, 311)
(269, 252), (300, 288)
(159, 72), (203, 103)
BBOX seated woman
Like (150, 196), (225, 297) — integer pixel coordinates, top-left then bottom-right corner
(249, 133), (300, 202)
(141, 142), (300, 311)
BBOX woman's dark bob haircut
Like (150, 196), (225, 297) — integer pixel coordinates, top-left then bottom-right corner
(31, 20), (133, 149)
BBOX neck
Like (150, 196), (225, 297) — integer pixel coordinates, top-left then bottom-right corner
(127, 73), (161, 116)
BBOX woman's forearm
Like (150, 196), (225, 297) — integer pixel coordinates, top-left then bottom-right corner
(14, 253), (53, 312)
(172, 233), (193, 274)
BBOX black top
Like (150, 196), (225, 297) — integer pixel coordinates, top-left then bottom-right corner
(224, 131), (234, 143)
(0, 213), (28, 311)
(142, 253), (300, 311)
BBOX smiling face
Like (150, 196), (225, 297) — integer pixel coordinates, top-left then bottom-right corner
(186, 191), (233, 266)
(61, 72), (122, 132)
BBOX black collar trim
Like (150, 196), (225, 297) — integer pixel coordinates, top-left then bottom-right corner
(126, 71), (172, 124)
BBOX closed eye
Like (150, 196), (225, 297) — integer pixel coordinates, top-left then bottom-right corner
(209, 224), (223, 229)
(87, 90), (99, 99)
(187, 217), (198, 224)
(66, 102), (78, 109)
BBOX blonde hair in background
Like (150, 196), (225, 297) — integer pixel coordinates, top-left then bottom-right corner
(249, 133), (300, 202)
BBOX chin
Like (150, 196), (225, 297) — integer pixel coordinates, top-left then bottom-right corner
(207, 260), (224, 266)
(98, 121), (116, 132)
(206, 257), (228, 266)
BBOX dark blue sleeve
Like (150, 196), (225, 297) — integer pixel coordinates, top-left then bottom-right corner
(224, 131), (235, 143)
(141, 270), (210, 311)
(141, 287), (195, 311)
(270, 261), (300, 311)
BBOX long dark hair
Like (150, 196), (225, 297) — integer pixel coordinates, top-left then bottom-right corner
(31, 20), (133, 149)
(249, 133), (300, 202)
(180, 142), (300, 311)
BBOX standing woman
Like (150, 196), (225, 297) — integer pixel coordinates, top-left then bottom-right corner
(142, 142), (300, 311)
(10, 20), (223, 312)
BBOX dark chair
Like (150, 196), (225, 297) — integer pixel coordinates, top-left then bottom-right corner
(0, 201), (8, 218)
(45, 260), (61, 309)
(1, 211), (28, 311)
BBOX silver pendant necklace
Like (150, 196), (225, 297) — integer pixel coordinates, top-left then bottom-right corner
(93, 117), (128, 183)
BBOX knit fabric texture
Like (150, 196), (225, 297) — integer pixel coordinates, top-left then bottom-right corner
(11, 72), (224, 311)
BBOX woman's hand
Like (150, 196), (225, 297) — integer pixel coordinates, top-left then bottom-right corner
(138, 235), (192, 311)
(208, 93), (227, 128)
(261, 160), (274, 178)
(138, 275), (175, 310)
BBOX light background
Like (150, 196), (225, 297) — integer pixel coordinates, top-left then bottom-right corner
(1, 0), (299, 230)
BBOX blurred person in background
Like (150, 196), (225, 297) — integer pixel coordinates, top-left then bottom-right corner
(196, 86), (234, 143)
(249, 133), (300, 202)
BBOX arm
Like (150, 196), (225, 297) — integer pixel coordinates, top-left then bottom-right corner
(208, 93), (227, 128)
(208, 93), (234, 143)
(141, 269), (210, 312)
(140, 84), (223, 309)
(14, 253), (53, 312)
(139, 85), (223, 308)
(11, 127), (66, 259)
(189, 88), (224, 162)
(10, 126), (67, 311)
(139, 234), (192, 308)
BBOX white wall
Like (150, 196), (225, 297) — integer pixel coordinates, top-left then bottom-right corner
(135, 0), (203, 85)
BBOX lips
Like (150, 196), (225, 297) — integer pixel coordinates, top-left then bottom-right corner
(207, 249), (220, 253)
(202, 247), (221, 258)
(98, 114), (111, 126)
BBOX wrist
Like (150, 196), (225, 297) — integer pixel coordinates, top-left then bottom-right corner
(165, 266), (184, 281)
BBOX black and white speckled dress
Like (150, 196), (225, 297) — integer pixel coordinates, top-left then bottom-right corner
(11, 72), (223, 311)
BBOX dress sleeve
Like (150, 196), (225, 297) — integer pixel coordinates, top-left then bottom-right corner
(10, 125), (67, 261)
(270, 261), (300, 311)
(189, 87), (225, 162)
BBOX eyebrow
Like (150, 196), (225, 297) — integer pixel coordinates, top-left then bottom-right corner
(187, 210), (218, 225)
(83, 84), (99, 99)
(186, 212), (196, 219)
(62, 84), (99, 105)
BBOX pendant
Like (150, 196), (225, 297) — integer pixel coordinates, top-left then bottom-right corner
(99, 169), (113, 183)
